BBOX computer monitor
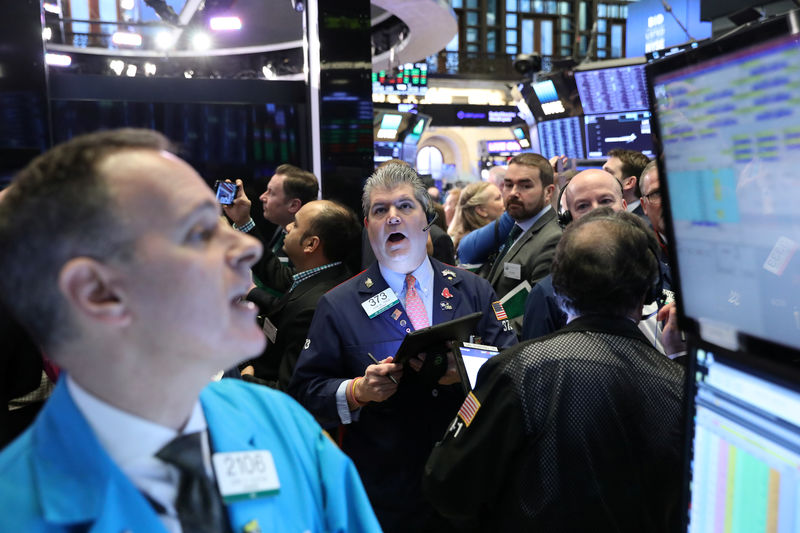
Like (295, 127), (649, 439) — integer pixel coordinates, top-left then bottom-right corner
(687, 344), (800, 532)
(537, 116), (586, 159)
(373, 140), (402, 164)
(575, 63), (650, 115)
(583, 111), (654, 158)
(647, 13), (800, 353)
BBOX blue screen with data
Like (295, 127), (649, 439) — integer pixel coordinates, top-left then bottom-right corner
(652, 34), (800, 350)
(537, 116), (585, 159)
(576, 64), (650, 114)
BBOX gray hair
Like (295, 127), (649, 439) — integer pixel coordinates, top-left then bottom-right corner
(640, 160), (659, 190)
(362, 162), (432, 219)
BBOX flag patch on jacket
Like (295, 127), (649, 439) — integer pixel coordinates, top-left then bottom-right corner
(492, 301), (507, 321)
(457, 392), (481, 427)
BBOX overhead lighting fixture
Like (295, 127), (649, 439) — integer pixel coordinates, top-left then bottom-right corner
(154, 30), (176, 50)
(43, 3), (61, 15)
(120, 0), (135, 9)
(45, 53), (71, 67)
(191, 32), (212, 51)
(112, 31), (143, 47)
(262, 64), (276, 80)
(184, 69), (194, 78)
(209, 16), (242, 31)
(42, 27), (52, 41)
(144, 62), (157, 76)
(126, 64), (138, 77)
(109, 59), (125, 76)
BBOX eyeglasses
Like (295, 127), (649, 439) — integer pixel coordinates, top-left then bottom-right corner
(643, 189), (662, 205)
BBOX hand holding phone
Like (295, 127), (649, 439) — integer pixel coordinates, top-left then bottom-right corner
(214, 180), (238, 205)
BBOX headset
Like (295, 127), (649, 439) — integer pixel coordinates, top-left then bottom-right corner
(422, 209), (438, 231)
(555, 174), (626, 229)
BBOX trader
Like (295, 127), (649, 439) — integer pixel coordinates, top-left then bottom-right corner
(289, 163), (517, 533)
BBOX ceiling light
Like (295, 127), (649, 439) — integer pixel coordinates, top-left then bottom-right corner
(42, 27), (52, 41)
(144, 62), (157, 76)
(184, 70), (194, 78)
(109, 59), (125, 76)
(112, 31), (143, 47)
(120, 0), (135, 9)
(45, 53), (71, 67)
(209, 16), (242, 31)
(154, 30), (176, 50)
(43, 3), (61, 15)
(191, 32), (211, 51)
(126, 64), (138, 77)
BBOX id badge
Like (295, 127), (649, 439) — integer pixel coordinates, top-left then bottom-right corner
(361, 288), (399, 318)
(212, 450), (280, 503)
(503, 262), (522, 280)
(261, 317), (278, 344)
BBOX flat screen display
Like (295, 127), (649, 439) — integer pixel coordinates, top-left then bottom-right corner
(650, 32), (800, 351)
(537, 116), (586, 159)
(576, 64), (650, 114)
(583, 111), (654, 158)
(458, 345), (499, 389)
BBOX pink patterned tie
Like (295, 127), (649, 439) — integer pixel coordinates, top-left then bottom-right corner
(405, 274), (429, 330)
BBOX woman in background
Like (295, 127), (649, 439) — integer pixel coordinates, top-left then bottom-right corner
(448, 181), (505, 252)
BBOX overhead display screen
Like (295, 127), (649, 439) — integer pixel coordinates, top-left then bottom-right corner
(575, 64), (650, 114)
(537, 116), (585, 159)
(583, 111), (654, 158)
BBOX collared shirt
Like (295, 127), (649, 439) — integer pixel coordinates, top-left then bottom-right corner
(627, 199), (642, 213)
(509, 204), (552, 249)
(379, 256), (434, 323)
(289, 261), (342, 293)
(67, 377), (209, 533)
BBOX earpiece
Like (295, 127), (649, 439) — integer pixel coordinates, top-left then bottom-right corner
(556, 185), (573, 228)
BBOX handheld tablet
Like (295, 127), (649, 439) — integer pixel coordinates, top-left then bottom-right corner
(454, 342), (499, 394)
(392, 312), (483, 366)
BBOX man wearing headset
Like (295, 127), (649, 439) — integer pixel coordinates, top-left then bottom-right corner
(289, 162), (517, 533)
(424, 208), (686, 532)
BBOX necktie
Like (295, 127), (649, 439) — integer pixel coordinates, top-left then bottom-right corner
(488, 224), (523, 280)
(155, 431), (232, 533)
(405, 274), (429, 330)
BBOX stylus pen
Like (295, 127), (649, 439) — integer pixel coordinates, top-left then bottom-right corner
(367, 352), (399, 384)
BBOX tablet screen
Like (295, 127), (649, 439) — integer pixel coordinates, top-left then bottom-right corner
(460, 346), (499, 388)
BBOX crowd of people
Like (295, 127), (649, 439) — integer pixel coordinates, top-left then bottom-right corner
(0, 128), (686, 532)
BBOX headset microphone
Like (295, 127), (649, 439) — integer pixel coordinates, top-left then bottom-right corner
(422, 210), (438, 232)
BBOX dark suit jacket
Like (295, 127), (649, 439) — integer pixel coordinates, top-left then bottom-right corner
(246, 224), (294, 295)
(245, 262), (352, 390)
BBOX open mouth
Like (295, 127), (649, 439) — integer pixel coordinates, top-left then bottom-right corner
(388, 232), (406, 243)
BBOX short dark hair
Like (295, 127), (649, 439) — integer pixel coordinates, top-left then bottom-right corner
(608, 149), (650, 197)
(274, 164), (319, 205)
(0, 128), (174, 352)
(303, 200), (361, 263)
(551, 208), (660, 318)
(508, 152), (554, 188)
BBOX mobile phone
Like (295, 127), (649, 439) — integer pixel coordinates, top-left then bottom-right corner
(454, 342), (499, 394)
(214, 180), (238, 205)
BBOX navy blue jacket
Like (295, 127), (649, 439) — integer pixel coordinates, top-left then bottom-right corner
(289, 258), (517, 532)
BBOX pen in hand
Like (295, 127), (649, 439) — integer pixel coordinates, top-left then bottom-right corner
(367, 352), (399, 385)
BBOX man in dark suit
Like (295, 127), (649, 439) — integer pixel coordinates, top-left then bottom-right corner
(482, 153), (562, 332)
(242, 200), (360, 390)
(223, 165), (319, 296)
(602, 148), (651, 221)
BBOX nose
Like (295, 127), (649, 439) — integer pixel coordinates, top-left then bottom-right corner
(226, 224), (262, 271)
(386, 206), (402, 224)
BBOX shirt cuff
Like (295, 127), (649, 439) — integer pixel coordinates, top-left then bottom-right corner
(233, 218), (255, 233)
(336, 379), (360, 424)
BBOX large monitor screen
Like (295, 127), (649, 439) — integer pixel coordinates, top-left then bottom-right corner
(576, 64), (650, 115)
(537, 116), (585, 159)
(583, 111), (654, 158)
(650, 31), (800, 351)
(687, 346), (800, 532)
(372, 63), (428, 95)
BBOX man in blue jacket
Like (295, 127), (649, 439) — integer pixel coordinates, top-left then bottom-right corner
(0, 129), (380, 533)
(289, 163), (518, 532)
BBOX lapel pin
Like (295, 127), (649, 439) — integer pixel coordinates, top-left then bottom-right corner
(392, 309), (402, 321)
(243, 519), (262, 533)
(441, 287), (453, 299)
(440, 301), (453, 310)
(365, 278), (373, 288)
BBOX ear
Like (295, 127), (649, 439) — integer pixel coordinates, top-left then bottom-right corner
(544, 183), (556, 203)
(304, 235), (321, 254)
(474, 205), (488, 218)
(623, 176), (637, 191)
(58, 258), (131, 327)
(363, 216), (369, 228)
(640, 198), (649, 215)
(287, 198), (303, 215)
(621, 198), (628, 211)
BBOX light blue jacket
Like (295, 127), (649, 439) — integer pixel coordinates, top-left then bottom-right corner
(0, 377), (381, 532)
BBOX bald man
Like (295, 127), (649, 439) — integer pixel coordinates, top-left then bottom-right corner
(521, 169), (626, 340)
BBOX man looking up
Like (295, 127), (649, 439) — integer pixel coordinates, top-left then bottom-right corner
(425, 209), (685, 532)
(0, 129), (379, 532)
(241, 199), (360, 390)
(224, 164), (319, 295)
(602, 148), (651, 219)
(289, 163), (517, 532)
(640, 160), (669, 256)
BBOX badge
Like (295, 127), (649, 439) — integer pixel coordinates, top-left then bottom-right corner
(243, 519), (262, 533)
(212, 450), (280, 503)
(365, 277), (374, 288)
(261, 317), (277, 344)
(441, 268), (456, 280)
(392, 309), (402, 321)
(441, 287), (453, 299)
(440, 301), (453, 310)
(503, 262), (522, 280)
(361, 287), (399, 318)
(400, 320), (407, 326)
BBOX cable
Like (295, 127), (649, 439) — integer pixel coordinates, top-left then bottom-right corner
(660, 0), (695, 42)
